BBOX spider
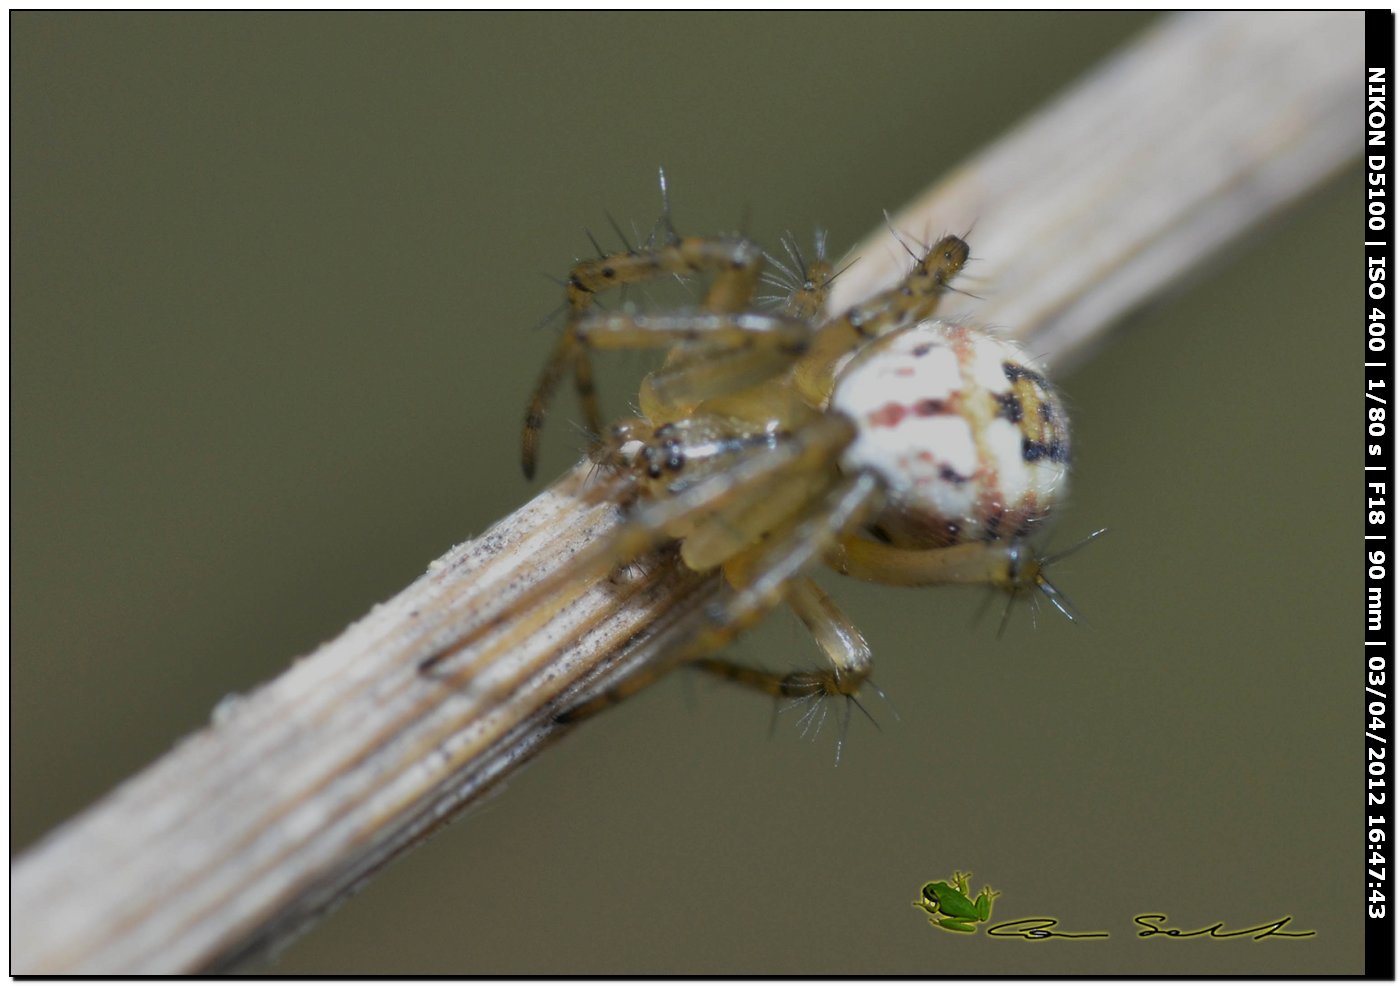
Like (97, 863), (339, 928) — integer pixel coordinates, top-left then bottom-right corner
(427, 175), (1092, 747)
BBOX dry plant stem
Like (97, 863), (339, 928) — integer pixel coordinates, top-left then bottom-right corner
(829, 11), (1362, 374)
(12, 471), (720, 973)
(10, 11), (1362, 974)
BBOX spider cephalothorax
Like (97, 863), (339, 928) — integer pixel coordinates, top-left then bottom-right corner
(432, 177), (1090, 750)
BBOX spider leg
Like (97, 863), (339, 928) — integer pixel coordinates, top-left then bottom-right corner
(793, 233), (969, 406)
(523, 329), (584, 478)
(786, 577), (873, 695)
(691, 578), (872, 701)
(827, 529), (1080, 616)
(639, 346), (810, 421)
(556, 470), (882, 722)
(573, 347), (603, 444)
(520, 233), (766, 478)
(575, 310), (810, 353)
(692, 578), (878, 763)
(423, 415), (856, 679)
(826, 532), (1027, 589)
(767, 230), (834, 320)
(828, 528), (1099, 634)
(577, 308), (816, 424)
(676, 464), (830, 571)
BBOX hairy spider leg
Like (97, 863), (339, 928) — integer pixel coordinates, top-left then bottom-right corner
(571, 308), (814, 420)
(825, 532), (1091, 625)
(633, 234), (841, 426)
(556, 470), (882, 722)
(761, 230), (834, 320)
(693, 576), (872, 701)
(691, 572), (883, 763)
(828, 535), (1031, 589)
(793, 234), (970, 407)
(521, 234), (766, 477)
(422, 415), (856, 681)
(675, 455), (831, 571)
(575, 310), (811, 353)
(692, 575), (884, 763)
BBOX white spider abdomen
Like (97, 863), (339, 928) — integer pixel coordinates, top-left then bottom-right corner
(830, 318), (1070, 547)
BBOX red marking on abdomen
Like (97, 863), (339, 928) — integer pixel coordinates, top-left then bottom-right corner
(867, 402), (908, 428)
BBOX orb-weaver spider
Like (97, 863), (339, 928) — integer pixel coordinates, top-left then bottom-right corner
(426, 175), (1092, 750)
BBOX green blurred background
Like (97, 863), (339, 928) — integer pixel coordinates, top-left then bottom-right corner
(12, 12), (1362, 974)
